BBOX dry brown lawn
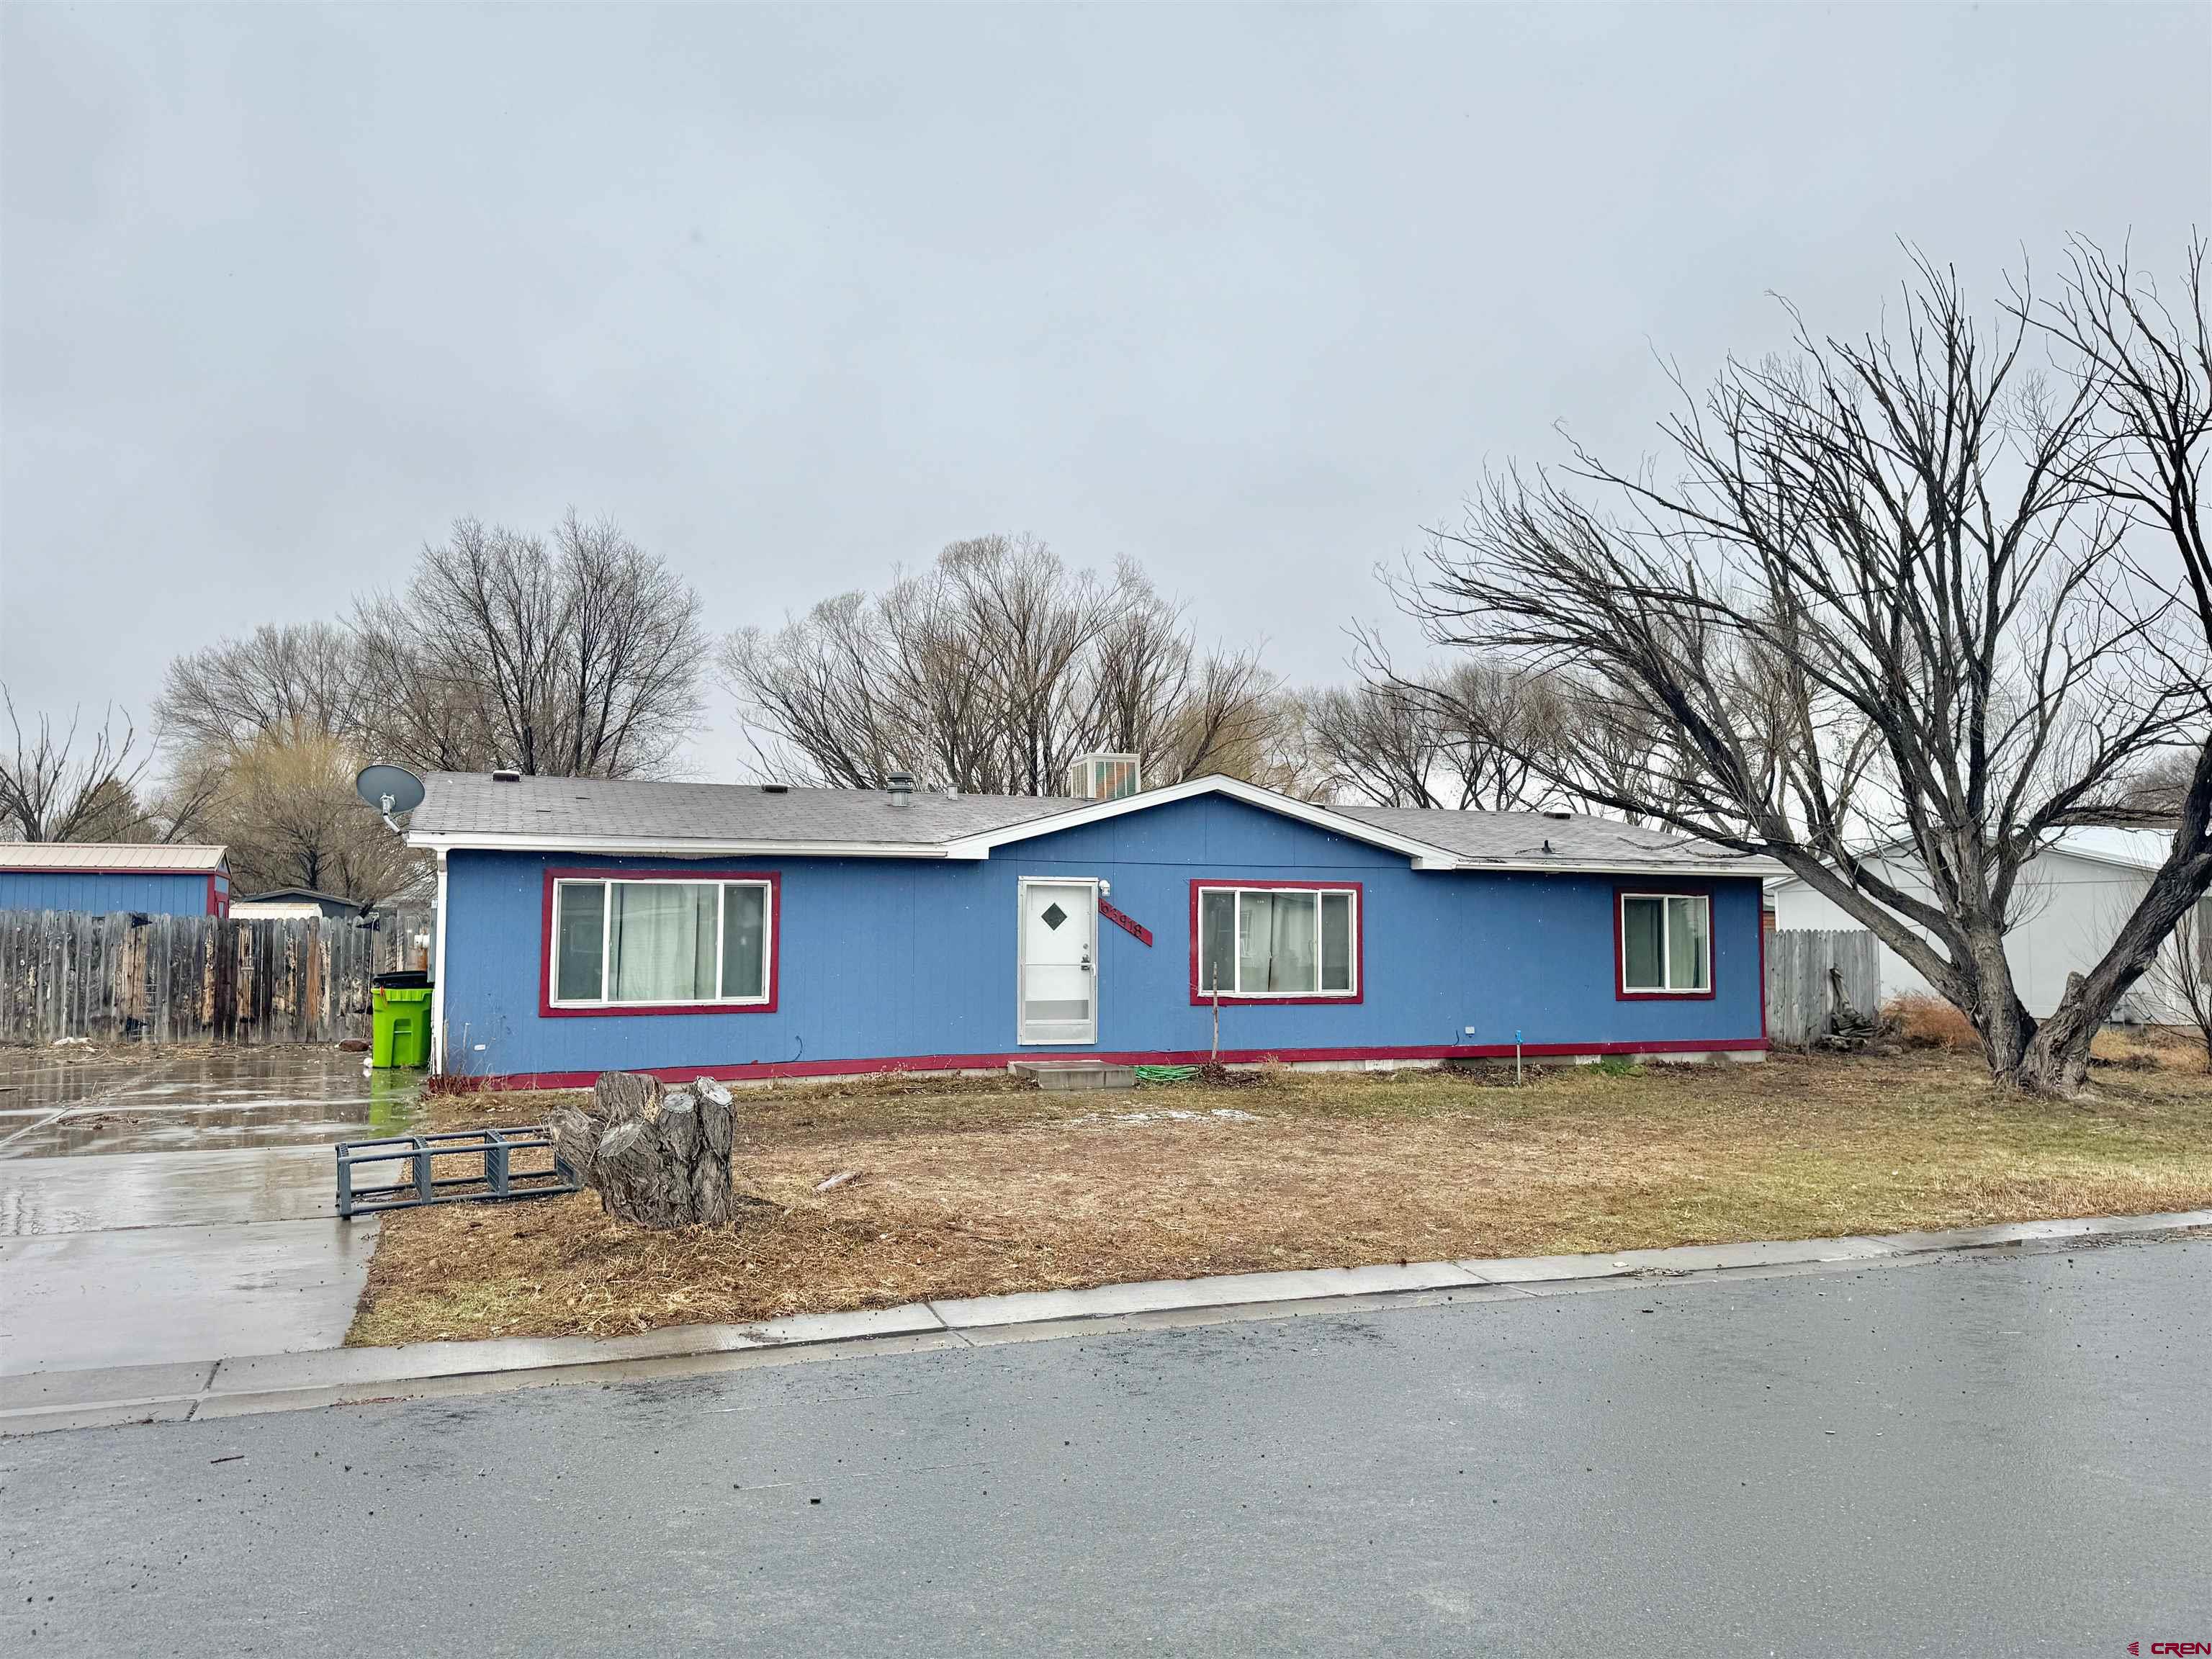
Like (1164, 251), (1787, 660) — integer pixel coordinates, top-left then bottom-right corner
(349, 1030), (2212, 1347)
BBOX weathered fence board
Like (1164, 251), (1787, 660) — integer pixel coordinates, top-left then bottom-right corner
(0, 909), (430, 1046)
(1765, 927), (1881, 1046)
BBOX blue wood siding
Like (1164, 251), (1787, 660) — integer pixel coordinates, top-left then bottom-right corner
(438, 794), (1764, 1078)
(0, 870), (217, 916)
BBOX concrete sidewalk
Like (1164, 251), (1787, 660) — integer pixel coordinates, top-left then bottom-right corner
(7, 1207), (2207, 1437)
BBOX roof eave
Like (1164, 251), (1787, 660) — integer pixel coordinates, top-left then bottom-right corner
(407, 832), (963, 860)
(1452, 858), (1788, 878)
(941, 774), (1465, 866)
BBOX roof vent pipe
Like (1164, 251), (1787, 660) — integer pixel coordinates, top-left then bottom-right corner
(1542, 809), (1572, 820)
(886, 770), (914, 808)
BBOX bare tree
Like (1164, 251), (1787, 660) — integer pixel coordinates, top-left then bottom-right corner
(206, 732), (427, 904)
(2116, 751), (2198, 819)
(1156, 645), (1297, 788)
(0, 691), (161, 842)
(156, 622), (361, 750)
(1301, 680), (1447, 806)
(353, 512), (706, 778)
(1306, 633), (1564, 810)
(2136, 899), (2212, 1071)
(721, 536), (1285, 794)
(1400, 253), (2203, 1094)
(2015, 240), (2212, 1083)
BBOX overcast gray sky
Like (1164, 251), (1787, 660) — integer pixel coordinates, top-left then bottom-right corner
(4, 1), (2208, 781)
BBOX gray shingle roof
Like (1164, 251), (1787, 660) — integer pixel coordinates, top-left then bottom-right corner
(409, 772), (1085, 846)
(405, 771), (1778, 875)
(1334, 806), (1764, 873)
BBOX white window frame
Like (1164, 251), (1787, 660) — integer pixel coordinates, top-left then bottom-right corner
(1194, 883), (1360, 1001)
(549, 876), (775, 1009)
(1617, 890), (1711, 996)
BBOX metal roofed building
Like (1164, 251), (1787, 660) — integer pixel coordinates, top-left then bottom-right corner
(0, 843), (232, 916)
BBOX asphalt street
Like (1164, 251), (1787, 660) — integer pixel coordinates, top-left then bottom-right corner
(4, 1236), (2207, 1657)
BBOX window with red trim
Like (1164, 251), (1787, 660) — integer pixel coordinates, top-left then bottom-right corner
(1618, 891), (1710, 995)
(550, 876), (774, 1009)
(1192, 881), (1359, 1002)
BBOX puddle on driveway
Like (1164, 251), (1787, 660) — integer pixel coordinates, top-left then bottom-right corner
(0, 1145), (346, 1233)
(0, 1047), (424, 1369)
(0, 1046), (427, 1158)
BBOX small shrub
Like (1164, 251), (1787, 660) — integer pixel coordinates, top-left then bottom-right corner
(1887, 994), (1981, 1052)
(422, 1071), (492, 1097)
(1590, 1055), (1641, 1078)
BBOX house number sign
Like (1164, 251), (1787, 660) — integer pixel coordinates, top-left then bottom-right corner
(1099, 899), (1152, 946)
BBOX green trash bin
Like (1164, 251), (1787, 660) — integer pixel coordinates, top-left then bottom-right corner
(372, 972), (433, 1069)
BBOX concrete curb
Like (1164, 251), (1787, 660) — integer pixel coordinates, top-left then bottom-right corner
(6, 1208), (2208, 1437)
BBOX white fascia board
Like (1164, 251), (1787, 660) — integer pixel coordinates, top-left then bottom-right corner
(2041, 841), (2164, 876)
(406, 832), (958, 860)
(1453, 858), (1789, 878)
(940, 774), (1465, 868)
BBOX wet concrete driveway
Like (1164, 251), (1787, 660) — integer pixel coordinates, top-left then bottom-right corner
(0, 1048), (423, 1374)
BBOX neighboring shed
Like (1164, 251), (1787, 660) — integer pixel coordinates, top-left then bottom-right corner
(230, 887), (367, 920)
(0, 843), (231, 917)
(1768, 828), (2203, 1023)
(407, 771), (1783, 1084)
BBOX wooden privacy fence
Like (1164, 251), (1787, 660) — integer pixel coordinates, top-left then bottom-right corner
(1764, 927), (1881, 1046)
(0, 909), (431, 1046)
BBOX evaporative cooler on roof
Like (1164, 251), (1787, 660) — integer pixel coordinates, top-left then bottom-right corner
(1067, 752), (1141, 801)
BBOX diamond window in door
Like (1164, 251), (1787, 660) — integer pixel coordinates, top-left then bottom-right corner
(1040, 902), (1067, 930)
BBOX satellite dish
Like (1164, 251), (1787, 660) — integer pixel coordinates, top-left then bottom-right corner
(356, 765), (426, 827)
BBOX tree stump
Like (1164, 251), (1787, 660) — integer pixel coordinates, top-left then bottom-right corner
(549, 1072), (737, 1228)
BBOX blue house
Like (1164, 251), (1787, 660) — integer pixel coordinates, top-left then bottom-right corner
(407, 771), (1779, 1086)
(0, 843), (232, 916)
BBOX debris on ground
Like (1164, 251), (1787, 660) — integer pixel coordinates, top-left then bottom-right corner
(1815, 967), (1888, 1053)
(1067, 1107), (1261, 1127)
(814, 1169), (863, 1192)
(1193, 1062), (1264, 1089)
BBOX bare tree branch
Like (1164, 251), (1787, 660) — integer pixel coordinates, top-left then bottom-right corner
(1398, 251), (2202, 1093)
(0, 691), (165, 842)
(718, 536), (1284, 794)
(352, 513), (706, 778)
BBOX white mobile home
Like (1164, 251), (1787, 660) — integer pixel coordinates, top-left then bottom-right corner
(1768, 830), (2204, 1025)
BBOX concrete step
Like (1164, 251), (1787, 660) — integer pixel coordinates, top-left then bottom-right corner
(1009, 1061), (1138, 1092)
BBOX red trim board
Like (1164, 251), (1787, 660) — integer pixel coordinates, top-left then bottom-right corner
(1186, 879), (1365, 1006)
(539, 866), (782, 1017)
(464, 1037), (1769, 1091)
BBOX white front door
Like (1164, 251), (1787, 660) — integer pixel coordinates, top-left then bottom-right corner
(1018, 878), (1097, 1045)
